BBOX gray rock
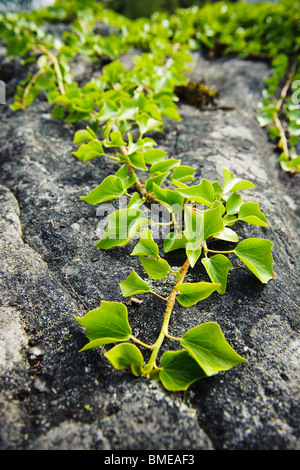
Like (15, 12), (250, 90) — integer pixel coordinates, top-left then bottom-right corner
(0, 51), (299, 451)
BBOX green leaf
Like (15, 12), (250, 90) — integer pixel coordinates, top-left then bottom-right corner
(115, 164), (136, 189)
(150, 158), (181, 175)
(137, 113), (163, 135)
(80, 175), (126, 205)
(222, 168), (255, 194)
(144, 149), (167, 164)
(74, 127), (96, 144)
(201, 255), (233, 294)
(139, 256), (170, 280)
(238, 202), (268, 226)
(95, 208), (148, 249)
(163, 232), (187, 253)
(176, 179), (215, 206)
(104, 130), (126, 148)
(180, 322), (246, 376)
(74, 301), (131, 351)
(159, 349), (206, 391)
(131, 228), (159, 257)
(234, 238), (275, 283)
(105, 343), (144, 371)
(171, 165), (195, 183)
(119, 270), (151, 296)
(145, 172), (169, 193)
(152, 183), (184, 213)
(226, 192), (243, 215)
(185, 244), (202, 268)
(214, 227), (239, 243)
(72, 140), (105, 161)
(176, 282), (221, 307)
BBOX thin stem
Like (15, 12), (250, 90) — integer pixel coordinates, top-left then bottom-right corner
(130, 335), (154, 350)
(145, 257), (190, 369)
(119, 145), (166, 205)
(35, 45), (65, 95)
(206, 248), (234, 254)
(150, 290), (168, 301)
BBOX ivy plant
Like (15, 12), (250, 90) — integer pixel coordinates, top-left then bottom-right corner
(0, 0), (279, 391)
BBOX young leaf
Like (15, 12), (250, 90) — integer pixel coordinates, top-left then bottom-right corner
(150, 158), (181, 175)
(73, 127), (96, 144)
(104, 130), (126, 148)
(176, 282), (221, 307)
(201, 254), (233, 294)
(73, 140), (105, 161)
(105, 343), (144, 371)
(234, 238), (275, 283)
(152, 183), (184, 213)
(139, 256), (170, 280)
(214, 227), (239, 243)
(222, 168), (255, 194)
(171, 165), (195, 183)
(80, 175), (126, 205)
(119, 270), (151, 296)
(131, 228), (159, 257)
(74, 301), (132, 351)
(95, 208), (148, 249)
(180, 322), (246, 376)
(238, 202), (268, 226)
(163, 232), (187, 253)
(226, 192), (243, 215)
(144, 149), (167, 164)
(176, 179), (215, 206)
(159, 349), (207, 391)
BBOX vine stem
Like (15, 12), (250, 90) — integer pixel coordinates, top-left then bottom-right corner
(119, 145), (168, 206)
(34, 45), (66, 95)
(145, 257), (190, 370)
(273, 60), (297, 159)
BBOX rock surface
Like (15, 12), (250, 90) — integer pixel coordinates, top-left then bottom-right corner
(0, 48), (299, 451)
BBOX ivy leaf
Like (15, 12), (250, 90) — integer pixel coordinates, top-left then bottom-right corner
(104, 130), (126, 148)
(180, 322), (246, 376)
(80, 175), (126, 205)
(201, 254), (233, 294)
(150, 158), (181, 175)
(152, 183), (185, 213)
(234, 238), (275, 283)
(138, 256), (170, 280)
(74, 301), (132, 351)
(105, 343), (144, 374)
(115, 164), (136, 189)
(73, 127), (96, 144)
(222, 168), (255, 194)
(145, 172), (169, 193)
(137, 113), (163, 135)
(238, 202), (268, 226)
(159, 349), (207, 391)
(214, 227), (239, 243)
(226, 192), (243, 215)
(163, 232), (187, 253)
(95, 208), (148, 249)
(176, 179), (215, 206)
(176, 282), (221, 307)
(144, 149), (167, 164)
(131, 228), (159, 257)
(119, 270), (151, 296)
(73, 140), (105, 161)
(171, 165), (195, 183)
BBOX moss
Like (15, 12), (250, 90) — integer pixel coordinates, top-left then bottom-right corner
(175, 80), (218, 109)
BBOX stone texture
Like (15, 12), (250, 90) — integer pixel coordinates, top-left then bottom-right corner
(0, 48), (299, 451)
